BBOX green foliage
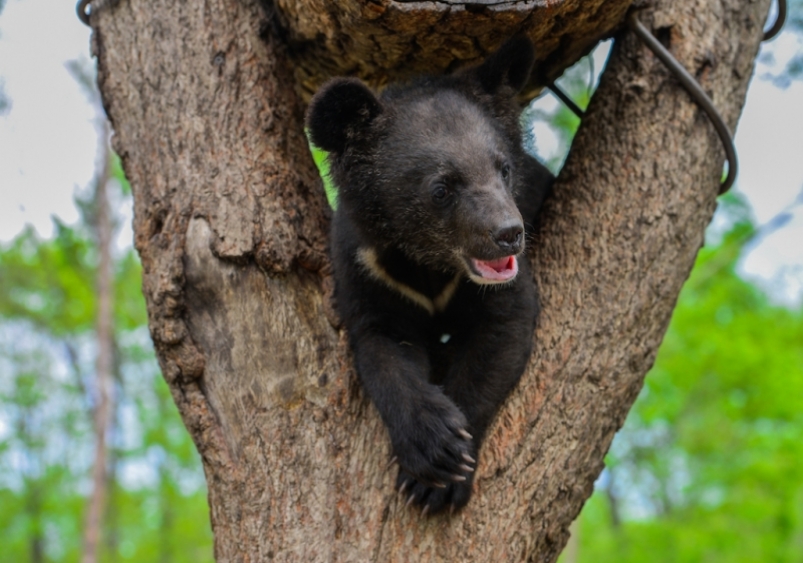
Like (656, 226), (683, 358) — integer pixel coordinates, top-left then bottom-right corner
(0, 223), (96, 335)
(0, 173), (213, 562)
(308, 139), (338, 210)
(111, 154), (132, 196)
(566, 197), (803, 562)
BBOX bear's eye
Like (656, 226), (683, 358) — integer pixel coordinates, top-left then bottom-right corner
(431, 182), (451, 205)
(500, 162), (511, 182)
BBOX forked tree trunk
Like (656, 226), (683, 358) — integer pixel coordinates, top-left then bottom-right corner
(91, 0), (769, 560)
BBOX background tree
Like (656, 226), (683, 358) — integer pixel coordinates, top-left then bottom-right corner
(78, 0), (775, 560)
(0, 159), (213, 562)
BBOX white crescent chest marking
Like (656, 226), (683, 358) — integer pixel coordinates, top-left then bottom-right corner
(357, 247), (462, 316)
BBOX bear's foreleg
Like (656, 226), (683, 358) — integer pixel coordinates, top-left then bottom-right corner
(352, 332), (475, 497)
(428, 277), (538, 511)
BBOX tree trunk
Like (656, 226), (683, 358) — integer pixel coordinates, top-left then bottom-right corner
(82, 121), (114, 563)
(91, 0), (769, 560)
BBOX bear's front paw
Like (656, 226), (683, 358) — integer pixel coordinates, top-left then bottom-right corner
(389, 396), (475, 513)
(392, 402), (474, 487)
(396, 466), (475, 516)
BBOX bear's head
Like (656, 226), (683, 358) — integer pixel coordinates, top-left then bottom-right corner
(307, 36), (536, 285)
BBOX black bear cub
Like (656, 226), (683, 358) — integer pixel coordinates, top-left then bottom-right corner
(307, 37), (553, 516)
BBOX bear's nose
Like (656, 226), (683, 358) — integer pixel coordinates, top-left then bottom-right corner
(493, 222), (524, 253)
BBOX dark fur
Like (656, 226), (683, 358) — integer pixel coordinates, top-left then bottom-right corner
(307, 37), (554, 515)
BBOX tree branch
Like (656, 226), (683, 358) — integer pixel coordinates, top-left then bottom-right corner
(92, 0), (770, 560)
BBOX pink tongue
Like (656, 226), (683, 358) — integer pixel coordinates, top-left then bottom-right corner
(484, 257), (512, 273)
(472, 255), (518, 281)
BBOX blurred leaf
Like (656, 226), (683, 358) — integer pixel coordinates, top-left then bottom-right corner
(307, 135), (338, 210)
(0, 222), (97, 335)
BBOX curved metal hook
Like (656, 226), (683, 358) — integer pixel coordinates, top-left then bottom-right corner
(627, 11), (738, 194)
(763, 0), (787, 41)
(77, 0), (91, 26)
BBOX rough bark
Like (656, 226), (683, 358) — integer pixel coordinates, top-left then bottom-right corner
(91, 0), (769, 561)
(273, 0), (635, 100)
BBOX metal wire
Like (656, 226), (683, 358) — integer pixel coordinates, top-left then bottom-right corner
(627, 11), (738, 194)
(547, 83), (586, 119)
(546, 0), (787, 193)
(763, 0), (787, 41)
(79, 0), (785, 192)
(77, 0), (91, 26)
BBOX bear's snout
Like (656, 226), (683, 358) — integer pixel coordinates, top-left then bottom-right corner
(492, 221), (524, 254)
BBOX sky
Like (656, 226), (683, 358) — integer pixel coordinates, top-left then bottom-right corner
(0, 0), (802, 304)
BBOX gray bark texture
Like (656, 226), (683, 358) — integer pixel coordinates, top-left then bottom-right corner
(90, 0), (770, 560)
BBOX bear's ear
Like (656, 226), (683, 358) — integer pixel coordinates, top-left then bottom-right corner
(474, 35), (535, 95)
(306, 78), (382, 154)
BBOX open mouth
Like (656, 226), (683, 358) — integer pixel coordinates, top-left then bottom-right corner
(468, 255), (518, 284)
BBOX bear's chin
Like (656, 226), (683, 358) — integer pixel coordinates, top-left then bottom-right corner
(465, 255), (519, 285)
